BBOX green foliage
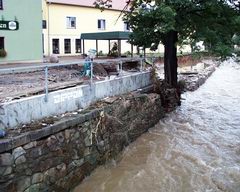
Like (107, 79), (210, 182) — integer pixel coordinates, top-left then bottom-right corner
(233, 34), (240, 45)
(0, 49), (7, 58)
(93, 0), (112, 11)
(123, 0), (240, 58)
(212, 43), (233, 58)
(124, 51), (131, 56)
(98, 50), (104, 56)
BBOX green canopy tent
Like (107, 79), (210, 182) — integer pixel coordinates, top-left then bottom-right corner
(80, 31), (133, 57)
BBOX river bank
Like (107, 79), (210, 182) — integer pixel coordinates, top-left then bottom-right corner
(179, 59), (220, 91)
(0, 58), (219, 191)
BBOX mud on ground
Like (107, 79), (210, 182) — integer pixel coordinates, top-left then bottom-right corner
(0, 61), (139, 103)
(0, 67), (87, 103)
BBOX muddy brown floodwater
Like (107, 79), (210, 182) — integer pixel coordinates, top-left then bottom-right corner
(74, 59), (240, 192)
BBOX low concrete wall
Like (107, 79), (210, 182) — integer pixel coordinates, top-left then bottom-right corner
(0, 72), (151, 129)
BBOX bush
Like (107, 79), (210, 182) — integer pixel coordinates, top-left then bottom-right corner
(98, 50), (104, 56)
(0, 49), (7, 58)
(124, 51), (131, 56)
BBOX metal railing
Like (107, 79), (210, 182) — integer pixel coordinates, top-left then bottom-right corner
(0, 57), (147, 103)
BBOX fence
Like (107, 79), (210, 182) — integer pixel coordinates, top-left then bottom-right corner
(0, 57), (152, 103)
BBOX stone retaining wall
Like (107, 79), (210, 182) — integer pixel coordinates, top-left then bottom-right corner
(179, 61), (220, 91)
(0, 91), (179, 192)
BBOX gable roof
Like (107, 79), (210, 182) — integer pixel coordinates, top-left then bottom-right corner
(47, 0), (127, 11)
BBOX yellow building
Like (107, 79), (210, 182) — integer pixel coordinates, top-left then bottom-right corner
(42, 0), (133, 57)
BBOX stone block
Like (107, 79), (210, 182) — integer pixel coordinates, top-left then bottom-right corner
(56, 163), (66, 173)
(28, 147), (43, 158)
(65, 117), (83, 128)
(2, 166), (12, 176)
(73, 131), (80, 140)
(84, 136), (92, 147)
(32, 173), (43, 184)
(15, 164), (28, 174)
(25, 168), (32, 176)
(55, 132), (65, 143)
(46, 135), (61, 152)
(23, 141), (37, 150)
(81, 127), (89, 133)
(39, 157), (64, 172)
(43, 168), (57, 185)
(65, 129), (71, 141)
(71, 158), (84, 168)
(0, 180), (17, 192)
(24, 184), (41, 192)
(29, 127), (52, 141)
(0, 166), (6, 175)
(44, 163), (67, 185)
(84, 121), (90, 127)
(50, 120), (69, 134)
(15, 155), (27, 165)
(84, 147), (91, 156)
(84, 152), (99, 165)
(0, 153), (13, 166)
(11, 134), (30, 149)
(46, 135), (57, 148)
(71, 149), (79, 160)
(17, 176), (31, 192)
(0, 140), (11, 154)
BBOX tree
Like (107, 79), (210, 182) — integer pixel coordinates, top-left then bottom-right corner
(95, 0), (240, 87)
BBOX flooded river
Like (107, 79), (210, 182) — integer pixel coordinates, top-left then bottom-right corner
(74, 60), (240, 192)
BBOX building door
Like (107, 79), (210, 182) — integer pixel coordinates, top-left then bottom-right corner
(0, 37), (4, 49)
(42, 34), (44, 54)
(52, 39), (59, 54)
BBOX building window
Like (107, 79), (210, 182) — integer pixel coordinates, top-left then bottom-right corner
(124, 22), (130, 31)
(42, 20), (47, 29)
(64, 39), (71, 54)
(0, 37), (4, 49)
(66, 17), (76, 29)
(98, 19), (106, 30)
(75, 39), (81, 53)
(52, 39), (59, 54)
(0, 0), (3, 10)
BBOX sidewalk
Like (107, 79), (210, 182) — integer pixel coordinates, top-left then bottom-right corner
(0, 56), (85, 70)
(0, 56), (141, 72)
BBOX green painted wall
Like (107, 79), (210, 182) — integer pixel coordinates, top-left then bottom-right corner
(0, 0), (43, 63)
